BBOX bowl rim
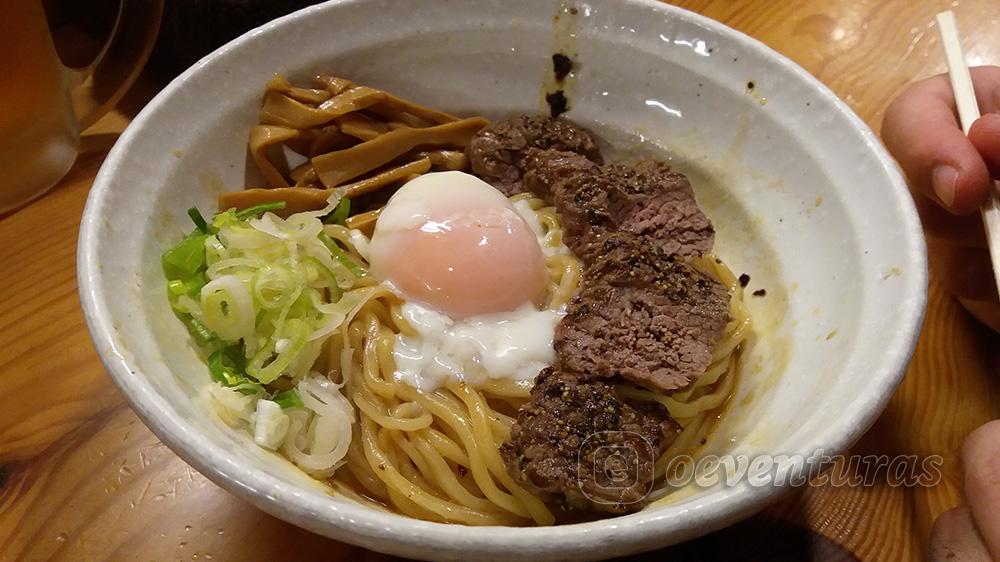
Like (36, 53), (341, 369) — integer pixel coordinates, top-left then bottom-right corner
(78, 0), (928, 557)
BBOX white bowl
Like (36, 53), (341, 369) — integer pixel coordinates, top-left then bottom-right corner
(78, 0), (927, 559)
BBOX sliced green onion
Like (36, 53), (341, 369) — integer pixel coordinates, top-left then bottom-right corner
(273, 389), (304, 409)
(323, 197), (350, 225)
(180, 314), (217, 347)
(230, 381), (264, 395)
(208, 344), (262, 395)
(187, 207), (208, 233)
(201, 275), (255, 342)
(168, 272), (207, 301)
(167, 201), (358, 392)
(304, 257), (343, 299)
(319, 232), (366, 278)
(223, 344), (247, 374)
(251, 265), (297, 310)
(168, 279), (187, 297)
(162, 232), (208, 280)
(286, 289), (316, 319)
(247, 318), (309, 384)
(207, 349), (228, 383)
(236, 202), (286, 220)
(211, 209), (239, 232)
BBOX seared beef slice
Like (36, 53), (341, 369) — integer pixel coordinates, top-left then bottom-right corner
(520, 148), (598, 200)
(466, 115), (603, 196)
(539, 156), (715, 261)
(501, 367), (681, 514)
(555, 234), (730, 392)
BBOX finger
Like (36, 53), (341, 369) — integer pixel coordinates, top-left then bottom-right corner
(957, 297), (1000, 333)
(969, 113), (1000, 180)
(928, 238), (999, 300)
(913, 191), (989, 248)
(882, 66), (1000, 214)
(962, 419), (1000, 561)
(929, 507), (993, 562)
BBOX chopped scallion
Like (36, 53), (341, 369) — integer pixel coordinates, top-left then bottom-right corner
(207, 349), (227, 383)
(181, 314), (217, 347)
(319, 232), (366, 278)
(236, 201), (287, 219)
(273, 389), (304, 409)
(230, 381), (264, 395)
(187, 207), (208, 233)
(208, 343), (262, 395)
(162, 232), (208, 279)
(304, 257), (343, 299)
(223, 344), (247, 374)
(323, 197), (351, 225)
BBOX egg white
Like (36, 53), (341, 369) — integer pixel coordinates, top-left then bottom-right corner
(393, 301), (563, 390)
(357, 178), (571, 391)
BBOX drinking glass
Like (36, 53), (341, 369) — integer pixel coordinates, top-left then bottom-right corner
(0, 0), (162, 213)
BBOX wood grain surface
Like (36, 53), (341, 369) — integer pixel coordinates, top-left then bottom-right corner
(2, 1), (999, 561)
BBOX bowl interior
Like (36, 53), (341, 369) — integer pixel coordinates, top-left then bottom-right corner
(80, 0), (926, 559)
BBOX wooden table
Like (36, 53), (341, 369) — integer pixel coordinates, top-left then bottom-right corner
(2, 1), (999, 560)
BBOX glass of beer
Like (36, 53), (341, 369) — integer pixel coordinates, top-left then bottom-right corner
(0, 1), (162, 214)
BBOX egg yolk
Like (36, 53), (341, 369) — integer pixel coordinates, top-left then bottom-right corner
(369, 172), (547, 319)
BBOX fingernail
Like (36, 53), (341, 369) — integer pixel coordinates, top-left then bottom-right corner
(932, 165), (958, 207)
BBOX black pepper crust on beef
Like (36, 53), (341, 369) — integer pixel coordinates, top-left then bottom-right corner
(521, 148), (598, 200)
(501, 367), (681, 514)
(466, 115), (603, 196)
(529, 154), (715, 262)
(555, 233), (731, 392)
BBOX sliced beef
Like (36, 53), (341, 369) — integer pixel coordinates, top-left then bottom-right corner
(501, 367), (681, 514)
(530, 153), (714, 261)
(520, 148), (598, 200)
(466, 115), (603, 196)
(555, 233), (731, 392)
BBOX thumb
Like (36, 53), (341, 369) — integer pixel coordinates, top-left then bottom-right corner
(962, 419), (1000, 560)
(929, 507), (992, 561)
(969, 113), (1000, 181)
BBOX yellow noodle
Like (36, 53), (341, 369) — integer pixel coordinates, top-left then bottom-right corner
(422, 427), (472, 467)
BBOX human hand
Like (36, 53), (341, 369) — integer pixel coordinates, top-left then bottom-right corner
(882, 66), (1000, 332)
(929, 420), (1000, 560)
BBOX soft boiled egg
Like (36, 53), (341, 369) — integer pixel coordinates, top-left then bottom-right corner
(369, 171), (547, 318)
(367, 171), (568, 391)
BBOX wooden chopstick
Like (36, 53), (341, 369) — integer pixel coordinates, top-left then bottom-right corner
(936, 10), (1000, 297)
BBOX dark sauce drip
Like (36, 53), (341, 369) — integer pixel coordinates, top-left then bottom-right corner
(552, 53), (573, 82)
(546, 90), (569, 118)
(546, 2), (579, 119)
(547, 52), (575, 118)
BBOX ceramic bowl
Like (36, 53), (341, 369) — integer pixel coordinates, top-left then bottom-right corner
(78, 0), (927, 559)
